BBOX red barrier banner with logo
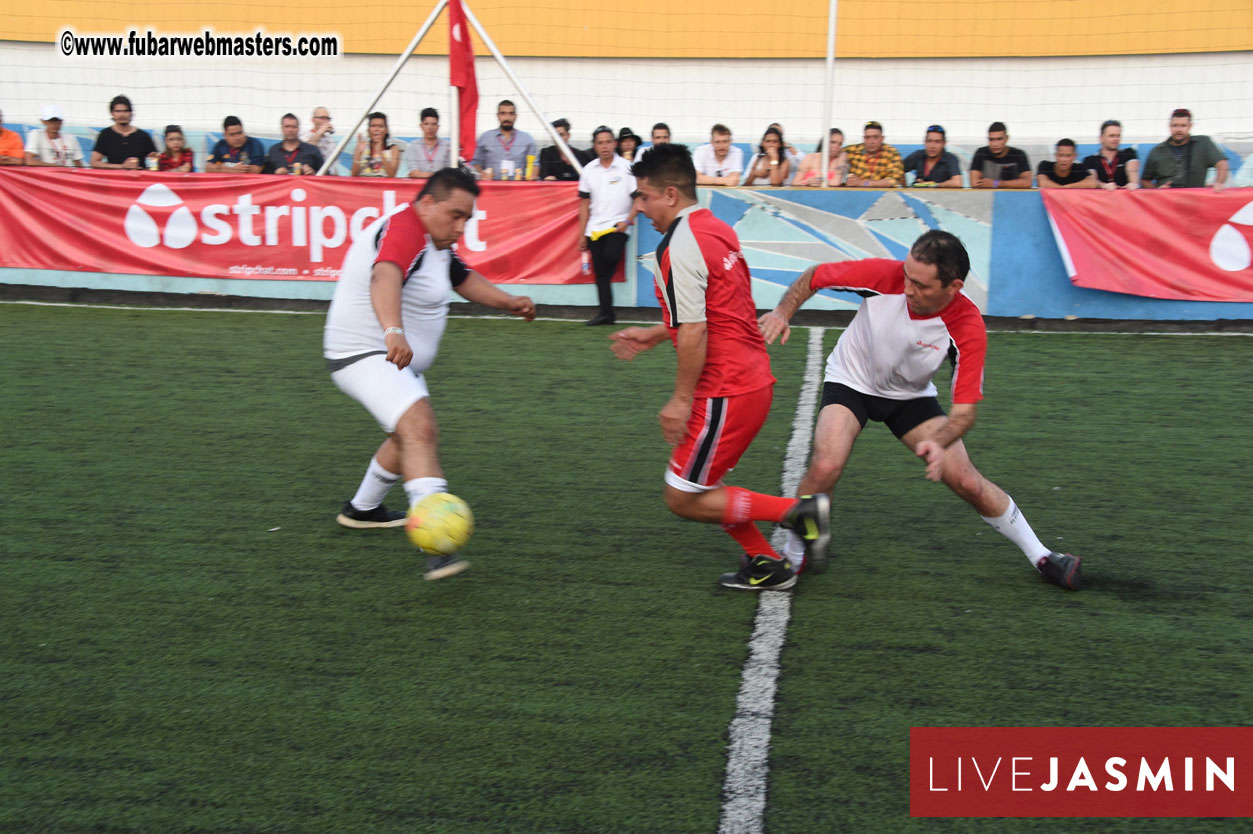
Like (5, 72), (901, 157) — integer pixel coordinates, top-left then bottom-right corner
(1042, 189), (1253, 302)
(0, 169), (590, 284)
(911, 727), (1253, 818)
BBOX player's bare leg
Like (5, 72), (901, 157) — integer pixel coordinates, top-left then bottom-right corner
(781, 404), (862, 572)
(393, 398), (469, 579)
(900, 416), (1080, 589)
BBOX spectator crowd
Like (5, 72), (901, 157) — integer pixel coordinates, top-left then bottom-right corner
(0, 95), (1233, 191)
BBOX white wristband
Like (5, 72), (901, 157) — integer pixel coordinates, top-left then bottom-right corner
(383, 327), (405, 337)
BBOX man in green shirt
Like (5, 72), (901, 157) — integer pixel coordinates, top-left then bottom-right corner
(1142, 108), (1229, 190)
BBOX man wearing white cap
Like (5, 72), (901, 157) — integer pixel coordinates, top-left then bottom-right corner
(24, 105), (84, 168)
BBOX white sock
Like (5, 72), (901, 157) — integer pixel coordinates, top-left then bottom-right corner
(783, 531), (805, 569)
(404, 477), (448, 509)
(981, 497), (1051, 565)
(349, 457), (400, 511)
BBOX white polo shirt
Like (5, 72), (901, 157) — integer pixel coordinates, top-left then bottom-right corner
(692, 143), (744, 184)
(577, 154), (636, 236)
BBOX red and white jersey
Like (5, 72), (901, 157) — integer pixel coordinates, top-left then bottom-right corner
(654, 205), (775, 398)
(812, 259), (986, 403)
(324, 204), (469, 373)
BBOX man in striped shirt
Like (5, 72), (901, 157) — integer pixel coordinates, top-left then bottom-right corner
(609, 143), (829, 591)
(760, 232), (1081, 590)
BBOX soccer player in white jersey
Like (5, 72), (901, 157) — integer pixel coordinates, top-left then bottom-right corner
(323, 168), (535, 580)
(759, 231), (1081, 590)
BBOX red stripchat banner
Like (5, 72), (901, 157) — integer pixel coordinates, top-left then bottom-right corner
(0, 168), (598, 284)
(911, 727), (1253, 817)
(1043, 188), (1253, 303)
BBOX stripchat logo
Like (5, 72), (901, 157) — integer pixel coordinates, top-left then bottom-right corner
(121, 184), (409, 262)
(1209, 200), (1253, 272)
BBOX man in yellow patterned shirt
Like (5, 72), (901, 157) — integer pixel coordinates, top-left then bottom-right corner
(845, 121), (904, 188)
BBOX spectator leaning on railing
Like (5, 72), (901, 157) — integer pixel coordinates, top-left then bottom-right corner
(353, 112), (401, 178)
(742, 126), (792, 186)
(969, 122), (1032, 189)
(473, 100), (538, 180)
(91, 95), (158, 170)
(0, 106), (22, 165)
(266, 113), (324, 175)
(538, 118), (587, 181)
(692, 124), (743, 187)
(845, 121), (904, 188)
(303, 107), (338, 174)
(1141, 108), (1228, 190)
(793, 128), (848, 187)
(1037, 139), (1096, 189)
(156, 125), (194, 172)
(1084, 120), (1140, 190)
(406, 108), (452, 180)
(902, 125), (962, 188)
(23, 105), (84, 168)
(206, 116), (264, 174)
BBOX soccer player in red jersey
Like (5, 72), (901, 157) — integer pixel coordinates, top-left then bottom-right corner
(759, 231), (1081, 589)
(609, 143), (830, 591)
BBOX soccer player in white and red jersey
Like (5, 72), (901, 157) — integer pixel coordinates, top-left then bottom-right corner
(759, 231), (1081, 590)
(609, 143), (830, 591)
(323, 168), (535, 580)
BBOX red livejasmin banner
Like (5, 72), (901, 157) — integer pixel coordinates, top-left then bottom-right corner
(0, 168), (591, 284)
(1042, 188), (1253, 303)
(911, 727), (1253, 817)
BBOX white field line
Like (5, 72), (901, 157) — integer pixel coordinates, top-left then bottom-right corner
(717, 326), (825, 834)
(1, 300), (1250, 336)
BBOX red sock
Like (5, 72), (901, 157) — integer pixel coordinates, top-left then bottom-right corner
(721, 522), (779, 558)
(721, 486), (796, 525)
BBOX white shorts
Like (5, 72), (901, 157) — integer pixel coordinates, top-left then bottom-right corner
(330, 352), (430, 433)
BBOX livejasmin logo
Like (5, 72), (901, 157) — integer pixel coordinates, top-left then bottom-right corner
(123, 184), (488, 262)
(927, 754), (1235, 793)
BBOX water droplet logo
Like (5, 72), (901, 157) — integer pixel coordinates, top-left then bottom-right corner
(124, 184), (197, 249)
(1209, 201), (1253, 272)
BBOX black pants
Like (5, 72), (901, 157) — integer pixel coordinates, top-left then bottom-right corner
(588, 232), (627, 318)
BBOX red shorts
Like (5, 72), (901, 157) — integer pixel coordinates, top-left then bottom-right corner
(666, 384), (774, 492)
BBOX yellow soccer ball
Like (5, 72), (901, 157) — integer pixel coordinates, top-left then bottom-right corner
(406, 493), (474, 555)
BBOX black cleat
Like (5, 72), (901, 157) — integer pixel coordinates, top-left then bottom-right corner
(782, 494), (832, 574)
(336, 501), (406, 529)
(424, 554), (470, 581)
(718, 554), (797, 591)
(1037, 552), (1081, 590)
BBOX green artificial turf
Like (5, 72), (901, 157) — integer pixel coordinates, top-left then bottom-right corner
(1, 305), (1249, 833)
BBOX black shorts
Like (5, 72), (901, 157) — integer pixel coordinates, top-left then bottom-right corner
(820, 382), (945, 439)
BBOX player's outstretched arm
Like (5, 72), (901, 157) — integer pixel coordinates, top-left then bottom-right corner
(759, 265), (819, 345)
(915, 403), (978, 482)
(455, 272), (536, 321)
(609, 324), (668, 361)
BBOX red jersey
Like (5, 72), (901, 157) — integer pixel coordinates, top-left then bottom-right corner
(653, 206), (775, 397)
(811, 259), (986, 403)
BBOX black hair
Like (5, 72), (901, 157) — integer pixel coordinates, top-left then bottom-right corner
(652, 122), (670, 135)
(368, 111), (391, 148)
(910, 230), (970, 287)
(223, 115), (242, 130)
(421, 107), (439, 121)
(815, 127), (844, 153)
(988, 121), (1007, 134)
(109, 95), (132, 112)
(163, 124), (183, 136)
(1056, 138), (1076, 149)
(551, 118), (570, 131)
(710, 123), (731, 137)
(758, 126), (784, 157)
(592, 125), (615, 143)
(498, 99), (516, 110)
(1100, 119), (1121, 133)
(281, 113), (298, 124)
(630, 142), (697, 200)
(417, 167), (481, 202)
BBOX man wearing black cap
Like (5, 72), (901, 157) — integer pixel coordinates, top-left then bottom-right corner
(1142, 108), (1229, 190)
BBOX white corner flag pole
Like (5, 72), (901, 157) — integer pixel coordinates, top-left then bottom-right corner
(461, 1), (583, 176)
(820, 0), (837, 188)
(316, 0), (450, 175)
